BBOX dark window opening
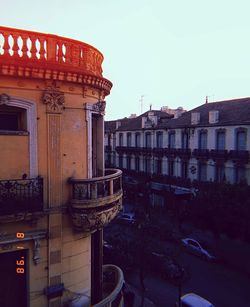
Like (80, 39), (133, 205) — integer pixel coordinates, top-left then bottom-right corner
(168, 160), (174, 176)
(0, 105), (27, 131)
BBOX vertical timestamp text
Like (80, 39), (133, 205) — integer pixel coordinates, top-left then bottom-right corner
(16, 232), (25, 274)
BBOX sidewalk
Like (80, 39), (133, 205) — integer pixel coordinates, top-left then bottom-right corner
(124, 283), (156, 307)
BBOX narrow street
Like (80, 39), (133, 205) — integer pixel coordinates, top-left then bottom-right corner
(105, 215), (250, 307)
(125, 249), (250, 307)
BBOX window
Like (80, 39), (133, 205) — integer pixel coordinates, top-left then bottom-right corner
(108, 134), (111, 147)
(156, 132), (163, 148)
(216, 130), (225, 150)
(145, 158), (151, 173)
(118, 155), (123, 168)
(215, 164), (225, 183)
(0, 105), (27, 131)
(198, 162), (207, 181)
(126, 156), (131, 170)
(235, 166), (246, 183)
(182, 132), (189, 149)
(168, 131), (175, 148)
(236, 130), (246, 151)
(155, 159), (162, 175)
(168, 160), (174, 176)
(181, 161), (188, 179)
(127, 133), (131, 147)
(145, 132), (151, 148)
(135, 133), (140, 147)
(199, 130), (207, 150)
(135, 157), (140, 171)
(119, 133), (123, 146)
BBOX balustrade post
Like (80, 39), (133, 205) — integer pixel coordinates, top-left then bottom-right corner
(91, 182), (98, 199)
(109, 179), (114, 196)
(46, 37), (57, 62)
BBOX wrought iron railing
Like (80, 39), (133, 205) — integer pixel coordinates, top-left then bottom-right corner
(228, 150), (249, 163)
(0, 177), (43, 214)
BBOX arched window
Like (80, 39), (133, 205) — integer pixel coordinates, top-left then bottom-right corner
(198, 130), (207, 150)
(168, 131), (175, 148)
(235, 128), (246, 151)
(119, 133), (123, 146)
(216, 129), (226, 150)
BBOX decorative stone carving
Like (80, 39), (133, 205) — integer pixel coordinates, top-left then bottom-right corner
(92, 100), (106, 114)
(0, 93), (10, 105)
(70, 198), (122, 234)
(42, 88), (65, 113)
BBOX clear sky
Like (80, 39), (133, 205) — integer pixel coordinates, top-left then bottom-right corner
(1, 0), (250, 120)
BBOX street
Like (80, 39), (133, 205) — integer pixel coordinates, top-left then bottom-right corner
(125, 248), (250, 307)
(104, 218), (250, 307)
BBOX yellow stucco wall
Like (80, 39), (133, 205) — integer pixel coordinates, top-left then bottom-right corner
(0, 76), (103, 307)
(0, 135), (29, 180)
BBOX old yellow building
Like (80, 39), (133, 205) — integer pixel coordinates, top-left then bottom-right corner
(0, 26), (123, 307)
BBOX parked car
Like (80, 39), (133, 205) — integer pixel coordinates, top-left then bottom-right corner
(117, 212), (136, 224)
(177, 293), (215, 307)
(181, 238), (216, 261)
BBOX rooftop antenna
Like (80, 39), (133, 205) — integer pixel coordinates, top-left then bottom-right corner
(150, 104), (152, 111)
(205, 96), (208, 104)
(139, 95), (144, 114)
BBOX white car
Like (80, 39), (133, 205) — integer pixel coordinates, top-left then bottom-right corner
(178, 293), (215, 307)
(117, 212), (136, 224)
(181, 238), (216, 261)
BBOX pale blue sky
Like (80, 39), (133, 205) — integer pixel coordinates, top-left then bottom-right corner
(1, 0), (250, 119)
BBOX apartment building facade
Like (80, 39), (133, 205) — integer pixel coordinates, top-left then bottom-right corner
(0, 26), (123, 307)
(105, 99), (250, 186)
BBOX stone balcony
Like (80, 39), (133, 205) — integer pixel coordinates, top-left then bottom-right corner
(0, 26), (112, 94)
(0, 177), (44, 223)
(93, 265), (124, 307)
(68, 169), (122, 234)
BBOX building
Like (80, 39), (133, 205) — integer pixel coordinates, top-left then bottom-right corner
(0, 26), (123, 307)
(105, 99), (250, 205)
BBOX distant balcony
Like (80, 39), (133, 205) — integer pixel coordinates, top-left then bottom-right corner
(176, 148), (191, 159)
(0, 177), (43, 221)
(152, 148), (165, 156)
(68, 169), (123, 233)
(115, 146), (142, 154)
(228, 150), (249, 163)
(192, 149), (210, 160)
(93, 265), (124, 307)
(209, 149), (228, 161)
(0, 26), (112, 94)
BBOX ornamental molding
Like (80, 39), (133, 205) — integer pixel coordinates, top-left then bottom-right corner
(92, 100), (106, 115)
(42, 87), (65, 113)
(70, 198), (122, 235)
(0, 93), (10, 105)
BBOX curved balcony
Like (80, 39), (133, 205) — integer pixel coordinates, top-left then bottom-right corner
(0, 26), (112, 94)
(68, 169), (122, 233)
(93, 265), (124, 307)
